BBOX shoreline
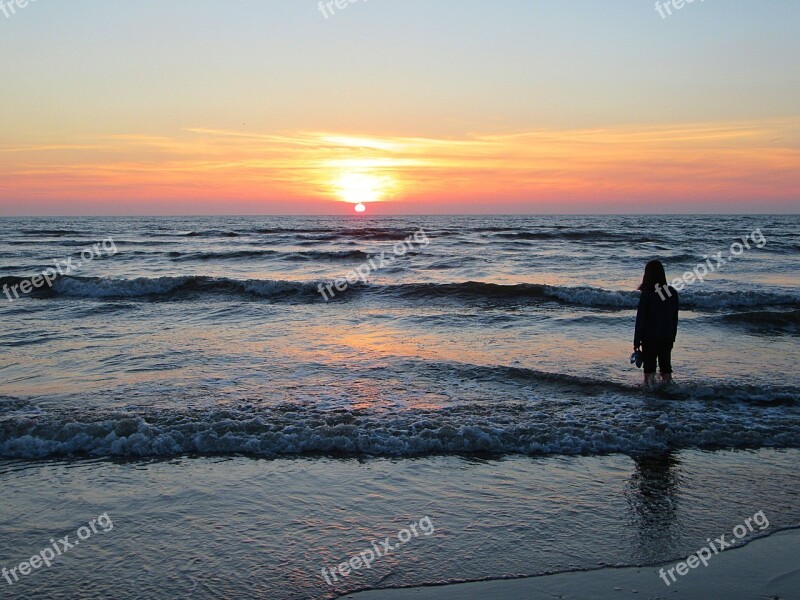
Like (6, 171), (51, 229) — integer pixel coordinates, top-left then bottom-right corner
(343, 527), (800, 600)
(1, 450), (798, 599)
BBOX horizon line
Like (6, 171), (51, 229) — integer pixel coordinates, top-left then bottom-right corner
(1, 212), (798, 219)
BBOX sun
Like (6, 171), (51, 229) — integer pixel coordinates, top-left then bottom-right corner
(354, 203), (366, 213)
(332, 171), (391, 205)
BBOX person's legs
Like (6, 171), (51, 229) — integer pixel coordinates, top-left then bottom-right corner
(640, 341), (658, 386)
(657, 340), (674, 383)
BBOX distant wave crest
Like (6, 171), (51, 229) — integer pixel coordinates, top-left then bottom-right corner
(169, 249), (372, 262)
(2, 276), (796, 311)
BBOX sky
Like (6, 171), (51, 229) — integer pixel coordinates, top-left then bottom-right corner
(0, 0), (798, 215)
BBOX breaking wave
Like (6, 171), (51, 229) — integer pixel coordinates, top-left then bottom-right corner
(3, 276), (798, 311)
(1, 373), (797, 459)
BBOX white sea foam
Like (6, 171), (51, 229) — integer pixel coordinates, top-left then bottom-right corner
(2, 386), (797, 459)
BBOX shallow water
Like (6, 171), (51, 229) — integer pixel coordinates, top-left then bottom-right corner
(1, 215), (798, 459)
(0, 450), (797, 599)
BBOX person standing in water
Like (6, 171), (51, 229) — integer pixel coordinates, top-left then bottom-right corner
(634, 260), (679, 387)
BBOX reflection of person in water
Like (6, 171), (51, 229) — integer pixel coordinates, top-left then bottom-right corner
(626, 451), (681, 563)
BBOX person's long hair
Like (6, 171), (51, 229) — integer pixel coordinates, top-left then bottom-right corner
(638, 260), (668, 292)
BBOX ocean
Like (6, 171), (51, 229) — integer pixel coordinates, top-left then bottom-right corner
(1, 214), (799, 599)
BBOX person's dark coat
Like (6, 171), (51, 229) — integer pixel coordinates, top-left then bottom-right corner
(634, 287), (679, 347)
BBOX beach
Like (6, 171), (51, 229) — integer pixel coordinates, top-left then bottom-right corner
(347, 527), (800, 600)
(2, 0), (800, 596)
(1, 449), (798, 599)
(1, 215), (799, 599)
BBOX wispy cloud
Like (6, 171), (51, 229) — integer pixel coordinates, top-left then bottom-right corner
(1, 119), (798, 211)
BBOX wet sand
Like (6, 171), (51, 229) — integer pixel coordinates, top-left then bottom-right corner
(346, 527), (800, 600)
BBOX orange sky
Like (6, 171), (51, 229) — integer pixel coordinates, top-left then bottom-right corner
(1, 119), (798, 214)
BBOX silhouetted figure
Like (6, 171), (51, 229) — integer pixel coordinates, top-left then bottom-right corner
(634, 260), (679, 387)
